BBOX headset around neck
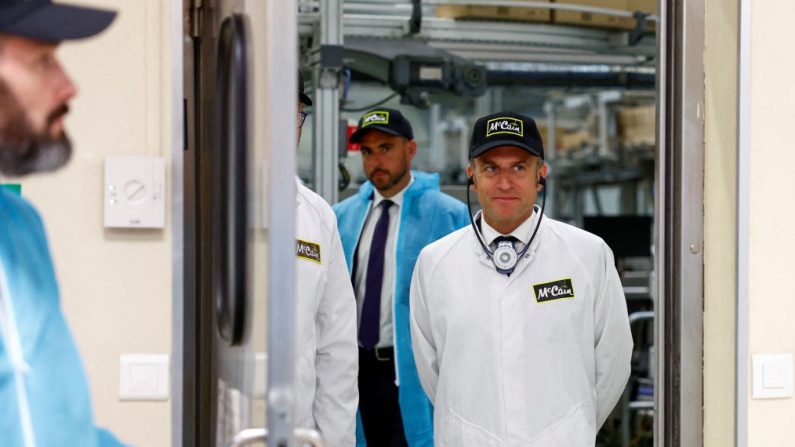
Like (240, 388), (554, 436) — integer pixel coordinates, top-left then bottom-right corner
(465, 174), (547, 276)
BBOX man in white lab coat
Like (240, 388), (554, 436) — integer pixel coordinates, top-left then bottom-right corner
(293, 74), (359, 446)
(409, 111), (633, 446)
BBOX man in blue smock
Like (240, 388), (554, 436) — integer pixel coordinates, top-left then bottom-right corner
(334, 108), (469, 446)
(0, 1), (125, 446)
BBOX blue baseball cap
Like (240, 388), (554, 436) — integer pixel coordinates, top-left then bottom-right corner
(0, 0), (116, 43)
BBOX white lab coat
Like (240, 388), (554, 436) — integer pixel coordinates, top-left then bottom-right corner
(295, 182), (359, 447)
(410, 215), (632, 447)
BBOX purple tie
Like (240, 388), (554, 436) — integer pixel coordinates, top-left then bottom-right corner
(359, 200), (393, 349)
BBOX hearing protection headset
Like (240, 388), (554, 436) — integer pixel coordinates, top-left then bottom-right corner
(465, 173), (547, 275)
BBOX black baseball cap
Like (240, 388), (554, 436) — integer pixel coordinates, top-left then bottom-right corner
(0, 0), (116, 43)
(298, 71), (312, 106)
(469, 111), (544, 160)
(349, 108), (413, 144)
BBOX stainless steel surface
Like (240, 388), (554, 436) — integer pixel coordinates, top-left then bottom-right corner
(657, 0), (706, 445)
(265, 1), (299, 445)
(678, 1), (705, 444)
(312, 0), (343, 203)
(170, 0), (184, 445)
(653, 0), (666, 444)
(735, 0), (751, 445)
(186, 1), (300, 445)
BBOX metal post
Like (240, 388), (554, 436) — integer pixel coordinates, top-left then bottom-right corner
(312, 0), (343, 203)
(265, 1), (298, 445)
(429, 104), (444, 172)
(597, 90), (622, 160)
(544, 101), (557, 218)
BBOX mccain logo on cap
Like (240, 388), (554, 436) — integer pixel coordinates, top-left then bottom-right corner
(486, 117), (523, 138)
(362, 111), (390, 128)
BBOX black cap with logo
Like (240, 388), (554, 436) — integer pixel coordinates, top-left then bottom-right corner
(349, 108), (414, 144)
(298, 71), (312, 106)
(0, 0), (116, 43)
(469, 111), (544, 160)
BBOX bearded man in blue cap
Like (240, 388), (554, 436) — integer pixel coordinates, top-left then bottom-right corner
(334, 108), (469, 446)
(0, 1), (125, 446)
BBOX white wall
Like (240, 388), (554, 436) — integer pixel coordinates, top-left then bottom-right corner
(18, 1), (174, 446)
(747, 0), (795, 444)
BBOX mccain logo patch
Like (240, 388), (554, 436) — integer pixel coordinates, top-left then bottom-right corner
(486, 117), (523, 138)
(533, 278), (575, 303)
(361, 110), (389, 127)
(296, 239), (321, 264)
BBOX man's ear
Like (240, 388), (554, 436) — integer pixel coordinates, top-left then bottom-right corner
(466, 165), (476, 190)
(537, 162), (549, 191)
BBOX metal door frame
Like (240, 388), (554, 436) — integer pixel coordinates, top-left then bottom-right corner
(171, 0), (186, 446)
(655, 0), (705, 445)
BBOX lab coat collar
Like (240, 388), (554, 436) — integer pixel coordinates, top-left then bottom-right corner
(480, 205), (541, 248)
(470, 207), (546, 277)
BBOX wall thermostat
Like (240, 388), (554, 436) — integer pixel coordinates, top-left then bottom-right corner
(104, 155), (166, 228)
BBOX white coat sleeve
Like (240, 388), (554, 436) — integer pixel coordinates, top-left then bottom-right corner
(313, 227), (359, 447)
(409, 252), (439, 404)
(593, 244), (634, 428)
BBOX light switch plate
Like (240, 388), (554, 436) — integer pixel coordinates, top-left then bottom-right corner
(752, 353), (793, 399)
(104, 155), (166, 228)
(119, 354), (170, 401)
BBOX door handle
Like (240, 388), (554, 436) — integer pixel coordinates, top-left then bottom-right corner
(293, 428), (326, 447)
(229, 428), (267, 447)
(227, 427), (325, 447)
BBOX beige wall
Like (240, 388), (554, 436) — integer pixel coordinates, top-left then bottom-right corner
(747, 0), (795, 445)
(703, 0), (738, 445)
(705, 1), (795, 444)
(18, 1), (174, 446)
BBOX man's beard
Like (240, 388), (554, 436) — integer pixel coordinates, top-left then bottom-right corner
(369, 164), (409, 192)
(0, 79), (72, 177)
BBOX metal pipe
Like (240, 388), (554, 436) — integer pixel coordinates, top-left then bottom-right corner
(543, 101), (556, 218)
(312, 0), (343, 203)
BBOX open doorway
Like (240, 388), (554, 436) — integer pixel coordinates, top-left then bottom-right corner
(294, 1), (705, 446)
(176, 1), (706, 445)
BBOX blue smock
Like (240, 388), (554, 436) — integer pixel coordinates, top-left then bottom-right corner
(0, 189), (126, 447)
(333, 171), (469, 447)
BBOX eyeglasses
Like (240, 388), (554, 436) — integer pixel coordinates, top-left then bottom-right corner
(297, 111), (309, 129)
